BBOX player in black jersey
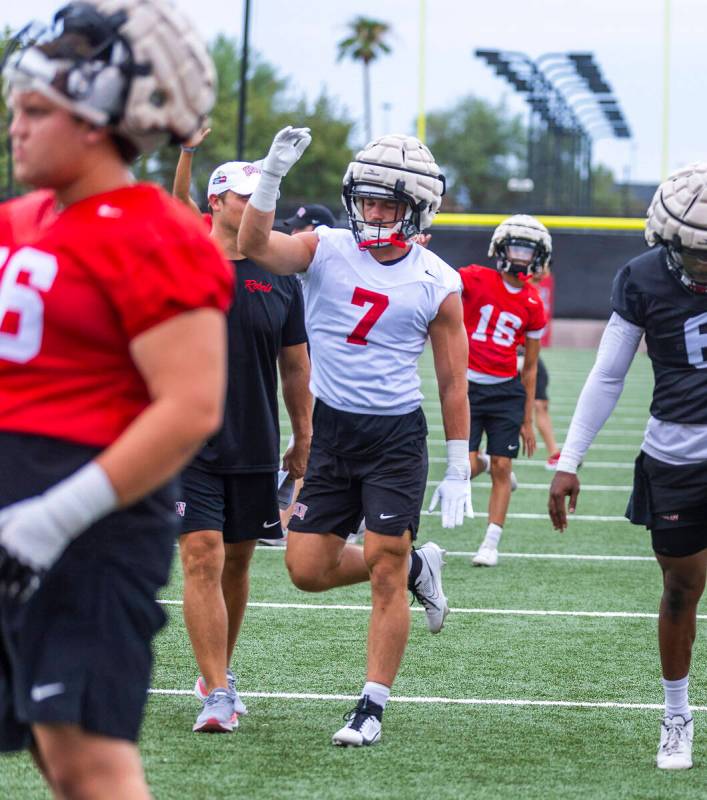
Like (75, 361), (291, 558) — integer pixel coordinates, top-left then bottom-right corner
(549, 163), (707, 770)
(172, 136), (312, 733)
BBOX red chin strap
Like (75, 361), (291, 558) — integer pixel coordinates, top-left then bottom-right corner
(358, 231), (408, 251)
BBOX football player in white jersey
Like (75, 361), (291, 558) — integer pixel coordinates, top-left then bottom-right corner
(239, 127), (473, 747)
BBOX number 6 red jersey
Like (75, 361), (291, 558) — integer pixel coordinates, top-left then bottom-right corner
(0, 185), (233, 447)
(459, 264), (546, 378)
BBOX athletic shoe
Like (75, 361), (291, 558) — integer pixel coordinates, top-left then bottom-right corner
(478, 451), (518, 491)
(258, 533), (287, 547)
(194, 670), (248, 715)
(409, 542), (449, 633)
(192, 688), (237, 733)
(332, 696), (383, 747)
(346, 517), (366, 544)
(472, 543), (499, 567)
(657, 714), (693, 769)
(545, 451), (561, 470)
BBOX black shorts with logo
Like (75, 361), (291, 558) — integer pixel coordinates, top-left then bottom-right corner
(468, 377), (526, 458)
(0, 433), (177, 752)
(535, 358), (549, 402)
(178, 465), (281, 542)
(626, 450), (707, 557)
(288, 400), (428, 539)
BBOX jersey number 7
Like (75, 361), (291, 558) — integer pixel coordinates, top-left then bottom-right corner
(347, 287), (390, 346)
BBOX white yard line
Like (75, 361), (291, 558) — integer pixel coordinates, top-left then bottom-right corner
(252, 547), (652, 561)
(148, 687), (696, 711)
(157, 599), (678, 620)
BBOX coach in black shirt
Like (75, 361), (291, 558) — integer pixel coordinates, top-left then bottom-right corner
(173, 137), (311, 732)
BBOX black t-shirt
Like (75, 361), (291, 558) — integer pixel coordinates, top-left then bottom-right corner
(194, 259), (307, 473)
(611, 247), (707, 424)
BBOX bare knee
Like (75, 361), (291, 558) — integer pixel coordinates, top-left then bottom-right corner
(662, 571), (705, 620)
(490, 456), (512, 482)
(180, 533), (224, 584)
(285, 554), (328, 592)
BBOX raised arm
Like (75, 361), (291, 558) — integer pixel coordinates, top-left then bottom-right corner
(172, 127), (210, 218)
(239, 126), (318, 275)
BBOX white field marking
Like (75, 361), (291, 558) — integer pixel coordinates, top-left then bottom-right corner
(148, 688), (706, 712)
(421, 510), (628, 521)
(426, 440), (638, 452)
(158, 600), (673, 619)
(435, 480), (633, 492)
(429, 457), (635, 469)
(251, 548), (653, 562)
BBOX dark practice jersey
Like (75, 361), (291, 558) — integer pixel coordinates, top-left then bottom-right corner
(611, 247), (707, 424)
(195, 259), (307, 473)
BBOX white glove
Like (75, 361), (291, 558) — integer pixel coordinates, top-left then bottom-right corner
(428, 440), (474, 528)
(262, 126), (312, 178)
(250, 126), (312, 213)
(0, 462), (117, 601)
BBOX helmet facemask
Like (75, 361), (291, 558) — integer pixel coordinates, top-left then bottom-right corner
(344, 182), (418, 250)
(495, 237), (549, 280)
(665, 240), (707, 295)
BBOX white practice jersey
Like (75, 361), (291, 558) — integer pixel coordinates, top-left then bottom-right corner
(300, 227), (461, 415)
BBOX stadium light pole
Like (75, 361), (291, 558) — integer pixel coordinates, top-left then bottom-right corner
(236, 0), (251, 160)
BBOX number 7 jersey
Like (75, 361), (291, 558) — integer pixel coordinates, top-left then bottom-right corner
(300, 227), (461, 415)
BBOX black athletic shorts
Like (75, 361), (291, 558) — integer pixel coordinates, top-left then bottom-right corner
(178, 465), (281, 542)
(468, 378), (526, 458)
(0, 433), (177, 752)
(288, 400), (428, 539)
(535, 358), (549, 402)
(626, 450), (707, 557)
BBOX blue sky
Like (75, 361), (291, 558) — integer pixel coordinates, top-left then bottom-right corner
(4, 0), (701, 184)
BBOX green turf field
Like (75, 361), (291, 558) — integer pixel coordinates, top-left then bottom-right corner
(7, 347), (707, 798)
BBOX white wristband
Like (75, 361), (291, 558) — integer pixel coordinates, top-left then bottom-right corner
(44, 461), (118, 543)
(445, 439), (470, 480)
(249, 170), (282, 213)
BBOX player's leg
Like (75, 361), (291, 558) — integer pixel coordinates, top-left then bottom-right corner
(653, 523), (707, 769)
(534, 359), (560, 468)
(177, 467), (234, 731)
(34, 724), (150, 800)
(473, 379), (525, 567)
(286, 443), (369, 590)
(222, 541), (257, 660)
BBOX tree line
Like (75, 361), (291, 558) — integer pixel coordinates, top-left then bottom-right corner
(0, 20), (644, 216)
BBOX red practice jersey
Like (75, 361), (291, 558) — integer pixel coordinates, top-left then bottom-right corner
(0, 184), (233, 447)
(459, 264), (547, 378)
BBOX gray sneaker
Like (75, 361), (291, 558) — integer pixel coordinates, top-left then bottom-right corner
(194, 669), (248, 716)
(193, 688), (237, 733)
(410, 542), (449, 634)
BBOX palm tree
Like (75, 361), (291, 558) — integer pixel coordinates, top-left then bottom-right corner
(337, 17), (392, 143)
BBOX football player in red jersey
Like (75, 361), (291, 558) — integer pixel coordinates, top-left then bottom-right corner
(460, 215), (549, 566)
(0, 2), (232, 797)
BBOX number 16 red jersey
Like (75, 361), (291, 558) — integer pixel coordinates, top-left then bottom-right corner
(459, 264), (546, 378)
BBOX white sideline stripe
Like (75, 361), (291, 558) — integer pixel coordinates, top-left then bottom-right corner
(252, 547), (653, 562)
(147, 688), (707, 712)
(147, 688), (703, 712)
(426, 440), (638, 451)
(421, 510), (628, 521)
(429, 457), (635, 469)
(158, 599), (678, 620)
(439, 481), (633, 492)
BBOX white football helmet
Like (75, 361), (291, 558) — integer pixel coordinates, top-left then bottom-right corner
(488, 214), (552, 278)
(2, 0), (215, 156)
(342, 134), (446, 249)
(645, 162), (707, 294)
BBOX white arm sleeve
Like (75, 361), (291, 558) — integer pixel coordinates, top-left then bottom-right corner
(556, 312), (644, 473)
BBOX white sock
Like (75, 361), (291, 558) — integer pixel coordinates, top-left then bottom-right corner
(483, 523), (503, 549)
(362, 681), (390, 709)
(662, 675), (691, 719)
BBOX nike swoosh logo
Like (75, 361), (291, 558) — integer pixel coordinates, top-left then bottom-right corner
(508, 444), (517, 450)
(31, 683), (65, 702)
(379, 513), (398, 519)
(262, 520), (280, 529)
(528, 298), (538, 304)
(424, 269), (435, 277)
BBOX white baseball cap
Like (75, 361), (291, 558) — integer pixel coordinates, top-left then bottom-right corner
(207, 161), (262, 200)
